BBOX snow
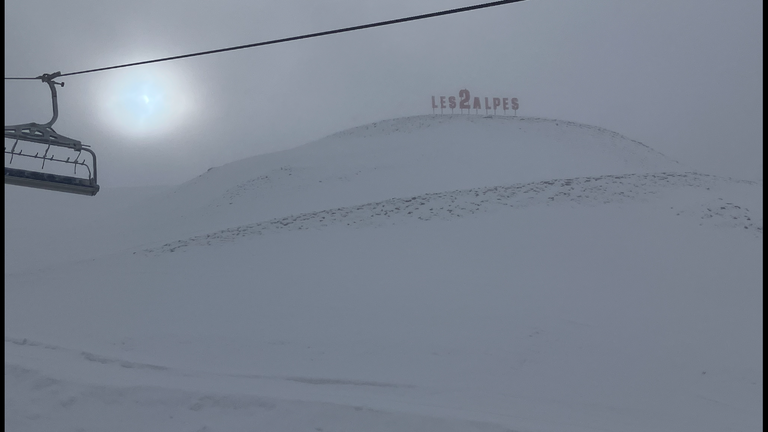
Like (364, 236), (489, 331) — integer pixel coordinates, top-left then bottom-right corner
(5, 115), (763, 431)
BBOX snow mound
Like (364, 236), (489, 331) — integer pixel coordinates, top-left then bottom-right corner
(133, 114), (686, 241)
(175, 115), (683, 215)
(142, 172), (760, 255)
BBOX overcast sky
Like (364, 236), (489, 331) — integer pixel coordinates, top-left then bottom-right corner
(4, 0), (763, 187)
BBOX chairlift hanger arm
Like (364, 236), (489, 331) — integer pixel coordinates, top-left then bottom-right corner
(4, 71), (82, 151)
(37, 72), (64, 128)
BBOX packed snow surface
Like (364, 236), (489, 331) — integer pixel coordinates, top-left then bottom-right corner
(5, 115), (763, 431)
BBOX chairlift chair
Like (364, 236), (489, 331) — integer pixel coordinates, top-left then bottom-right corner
(4, 72), (99, 196)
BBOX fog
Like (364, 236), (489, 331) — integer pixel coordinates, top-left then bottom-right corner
(4, 0), (763, 187)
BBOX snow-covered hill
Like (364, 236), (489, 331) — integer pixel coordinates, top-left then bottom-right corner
(4, 115), (762, 432)
(6, 115), (685, 273)
(144, 115), (686, 233)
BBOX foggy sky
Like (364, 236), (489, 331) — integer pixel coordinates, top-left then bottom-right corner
(4, 0), (763, 187)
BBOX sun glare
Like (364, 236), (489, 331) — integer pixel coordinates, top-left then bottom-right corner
(98, 65), (196, 140)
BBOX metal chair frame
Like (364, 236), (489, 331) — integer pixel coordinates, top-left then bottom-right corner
(4, 72), (99, 196)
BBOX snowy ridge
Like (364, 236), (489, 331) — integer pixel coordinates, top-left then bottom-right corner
(327, 115), (670, 156)
(319, 114), (680, 169)
(143, 171), (760, 255)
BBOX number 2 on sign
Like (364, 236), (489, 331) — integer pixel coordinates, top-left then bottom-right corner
(459, 89), (470, 110)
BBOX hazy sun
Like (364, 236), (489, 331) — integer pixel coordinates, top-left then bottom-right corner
(98, 65), (196, 140)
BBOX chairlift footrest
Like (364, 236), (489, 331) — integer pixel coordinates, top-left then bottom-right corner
(5, 167), (99, 196)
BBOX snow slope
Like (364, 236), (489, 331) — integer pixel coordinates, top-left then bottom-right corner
(5, 115), (763, 432)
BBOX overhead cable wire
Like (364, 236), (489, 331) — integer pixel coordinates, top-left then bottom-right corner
(5, 0), (526, 80)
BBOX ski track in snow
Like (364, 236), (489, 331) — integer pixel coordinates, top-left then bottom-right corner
(5, 364), (517, 432)
(4, 337), (416, 389)
(142, 172), (761, 255)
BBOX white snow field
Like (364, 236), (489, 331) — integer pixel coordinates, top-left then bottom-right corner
(5, 115), (763, 432)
